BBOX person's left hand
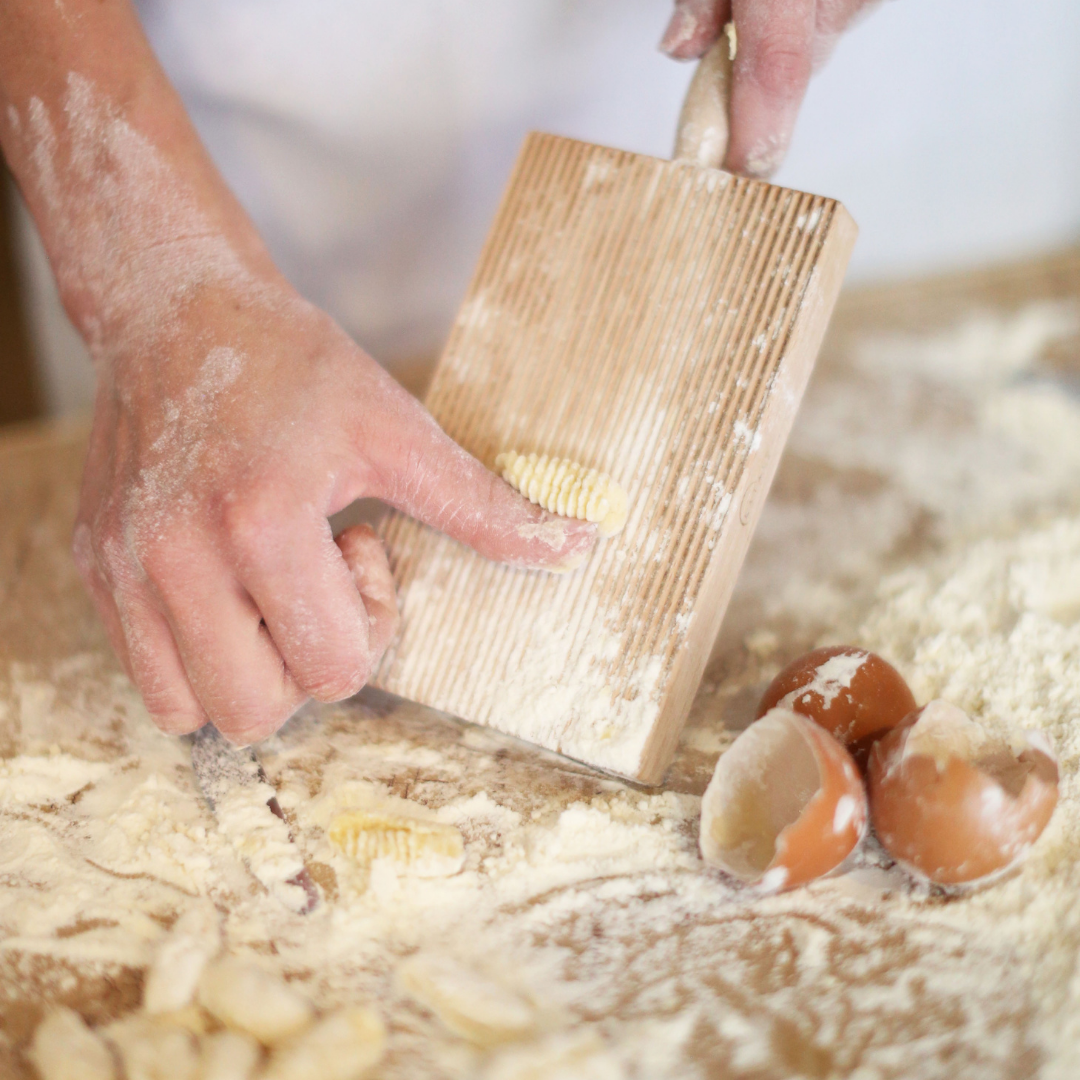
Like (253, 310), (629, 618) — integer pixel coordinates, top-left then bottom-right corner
(661, 0), (879, 177)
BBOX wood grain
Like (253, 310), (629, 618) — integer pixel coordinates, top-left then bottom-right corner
(374, 133), (856, 783)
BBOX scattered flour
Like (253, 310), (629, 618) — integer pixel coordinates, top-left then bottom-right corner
(778, 649), (868, 711)
(391, 571), (668, 778)
(188, 726), (310, 913)
(13, 73), (266, 366)
(4, 296), (1080, 1076)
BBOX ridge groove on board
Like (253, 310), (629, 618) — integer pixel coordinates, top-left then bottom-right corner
(375, 133), (855, 782)
(637, 189), (826, 673)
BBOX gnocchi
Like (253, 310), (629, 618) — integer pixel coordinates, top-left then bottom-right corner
(328, 809), (465, 877)
(28, 1008), (116, 1080)
(494, 451), (628, 537)
(395, 954), (537, 1047)
(197, 956), (314, 1046)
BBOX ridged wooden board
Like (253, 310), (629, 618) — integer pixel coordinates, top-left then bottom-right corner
(374, 132), (857, 784)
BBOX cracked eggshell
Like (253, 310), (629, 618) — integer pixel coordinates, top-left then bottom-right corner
(757, 646), (917, 765)
(699, 708), (868, 892)
(868, 700), (1059, 886)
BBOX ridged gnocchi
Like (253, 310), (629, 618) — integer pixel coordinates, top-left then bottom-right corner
(328, 810), (465, 877)
(494, 451), (628, 537)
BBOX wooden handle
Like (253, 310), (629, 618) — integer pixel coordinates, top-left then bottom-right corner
(672, 26), (734, 168)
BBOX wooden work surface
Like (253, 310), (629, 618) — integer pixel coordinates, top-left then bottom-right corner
(2, 249), (1080, 1077)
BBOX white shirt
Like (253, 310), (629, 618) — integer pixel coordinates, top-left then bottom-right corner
(135, 1), (691, 364)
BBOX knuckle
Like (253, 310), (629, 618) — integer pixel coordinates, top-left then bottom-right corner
(289, 631), (369, 701)
(335, 522), (378, 560)
(210, 699), (267, 742)
(148, 708), (205, 736)
(208, 664), (306, 743)
(749, 34), (812, 97)
(223, 483), (286, 561)
(212, 695), (295, 745)
(94, 524), (132, 584)
(129, 527), (173, 583)
(126, 663), (204, 733)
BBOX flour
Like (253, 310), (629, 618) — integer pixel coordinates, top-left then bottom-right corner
(188, 726), (310, 913)
(14, 73), (265, 367)
(778, 649), (868, 711)
(391, 567), (668, 778)
(790, 300), (1080, 539)
(860, 518), (1080, 757)
(5, 297), (1080, 1076)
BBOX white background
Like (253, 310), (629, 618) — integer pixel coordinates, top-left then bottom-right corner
(15, 0), (1080, 414)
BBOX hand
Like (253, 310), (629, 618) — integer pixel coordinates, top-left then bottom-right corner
(661, 0), (878, 177)
(74, 281), (596, 743)
(0, 0), (596, 746)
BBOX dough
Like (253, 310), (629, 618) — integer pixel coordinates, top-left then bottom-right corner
(494, 451), (628, 537)
(28, 1008), (116, 1080)
(198, 1030), (263, 1080)
(197, 956), (314, 1046)
(262, 1007), (386, 1080)
(396, 954), (536, 1047)
(143, 901), (221, 1015)
(104, 1016), (199, 1080)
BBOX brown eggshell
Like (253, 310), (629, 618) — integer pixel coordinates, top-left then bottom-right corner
(757, 646), (917, 766)
(700, 708), (868, 893)
(868, 700), (1059, 886)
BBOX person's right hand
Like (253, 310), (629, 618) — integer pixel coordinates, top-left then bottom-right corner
(72, 275), (596, 744)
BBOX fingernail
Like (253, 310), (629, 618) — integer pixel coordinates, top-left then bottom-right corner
(218, 721), (277, 747)
(155, 713), (207, 736)
(659, 7), (696, 56)
(551, 523), (598, 573)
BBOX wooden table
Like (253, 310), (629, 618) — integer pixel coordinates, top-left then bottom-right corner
(2, 249), (1079, 1079)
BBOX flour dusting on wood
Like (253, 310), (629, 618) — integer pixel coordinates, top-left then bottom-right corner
(3, 292), (1080, 1076)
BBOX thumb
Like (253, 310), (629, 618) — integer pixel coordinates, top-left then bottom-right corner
(660, 0), (730, 60)
(335, 524), (400, 672)
(363, 382), (597, 572)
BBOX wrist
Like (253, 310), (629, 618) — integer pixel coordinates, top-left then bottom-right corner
(5, 74), (275, 373)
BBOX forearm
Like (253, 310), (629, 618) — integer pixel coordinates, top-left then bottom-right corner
(0, 0), (276, 361)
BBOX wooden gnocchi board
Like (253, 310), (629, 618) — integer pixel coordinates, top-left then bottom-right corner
(374, 132), (856, 784)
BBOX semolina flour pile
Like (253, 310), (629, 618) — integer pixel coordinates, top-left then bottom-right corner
(2, 291), (1080, 1078)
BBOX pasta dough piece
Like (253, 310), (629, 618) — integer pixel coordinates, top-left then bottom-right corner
(197, 956), (314, 1046)
(482, 1030), (619, 1080)
(262, 1007), (386, 1080)
(494, 451), (628, 537)
(105, 1016), (199, 1080)
(143, 901), (221, 1015)
(328, 809), (465, 877)
(396, 954), (537, 1046)
(28, 1008), (117, 1080)
(198, 1030), (263, 1080)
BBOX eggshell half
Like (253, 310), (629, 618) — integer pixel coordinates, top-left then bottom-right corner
(700, 708), (868, 892)
(868, 700), (1059, 885)
(757, 646), (916, 766)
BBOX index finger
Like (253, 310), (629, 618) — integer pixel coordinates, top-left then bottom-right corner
(359, 379), (598, 572)
(725, 0), (816, 178)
